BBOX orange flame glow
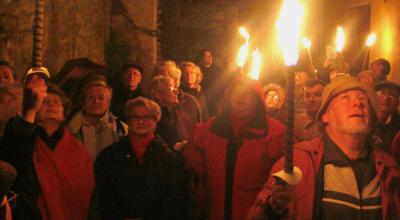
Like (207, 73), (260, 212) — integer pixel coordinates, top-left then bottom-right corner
(237, 27), (250, 67)
(276, 0), (304, 66)
(335, 26), (345, 52)
(249, 49), (262, 80)
(366, 33), (377, 47)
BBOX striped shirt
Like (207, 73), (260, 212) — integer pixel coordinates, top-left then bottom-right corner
(321, 137), (382, 220)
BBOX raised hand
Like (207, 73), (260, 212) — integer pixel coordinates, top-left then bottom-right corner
(22, 75), (47, 123)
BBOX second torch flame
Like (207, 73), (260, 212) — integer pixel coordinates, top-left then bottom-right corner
(276, 0), (304, 66)
(336, 26), (345, 53)
(366, 33), (377, 47)
(237, 27), (250, 68)
(249, 49), (261, 80)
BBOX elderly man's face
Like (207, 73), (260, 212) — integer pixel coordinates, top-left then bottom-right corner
(322, 90), (370, 136)
(122, 67), (141, 90)
(230, 84), (257, 119)
(377, 87), (399, 116)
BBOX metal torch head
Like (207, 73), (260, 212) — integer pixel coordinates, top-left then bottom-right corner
(25, 66), (50, 84)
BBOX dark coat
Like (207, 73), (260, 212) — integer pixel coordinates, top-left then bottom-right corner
(156, 107), (194, 147)
(111, 87), (143, 121)
(375, 112), (400, 152)
(178, 90), (203, 123)
(94, 135), (189, 220)
(181, 87), (209, 121)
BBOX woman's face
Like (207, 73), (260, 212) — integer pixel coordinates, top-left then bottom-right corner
(265, 90), (280, 109)
(230, 84), (257, 119)
(127, 106), (157, 136)
(182, 66), (197, 86)
(38, 93), (65, 123)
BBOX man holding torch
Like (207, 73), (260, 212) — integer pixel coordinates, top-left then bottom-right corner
(247, 75), (400, 219)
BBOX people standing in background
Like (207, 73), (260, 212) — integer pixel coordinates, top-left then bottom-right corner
(294, 79), (325, 141)
(196, 49), (223, 116)
(147, 75), (194, 150)
(263, 83), (285, 123)
(111, 63), (144, 121)
(0, 86), (22, 141)
(357, 70), (377, 87)
(0, 61), (17, 86)
(152, 60), (203, 123)
(374, 80), (400, 152)
(180, 61), (208, 121)
(371, 58), (391, 82)
(68, 79), (128, 159)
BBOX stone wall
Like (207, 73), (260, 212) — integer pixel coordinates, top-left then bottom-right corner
(106, 0), (158, 79)
(0, 0), (111, 80)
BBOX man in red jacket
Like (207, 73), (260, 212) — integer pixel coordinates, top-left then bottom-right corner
(184, 76), (286, 220)
(247, 75), (400, 219)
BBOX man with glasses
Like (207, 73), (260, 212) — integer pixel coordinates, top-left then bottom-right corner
(375, 81), (400, 152)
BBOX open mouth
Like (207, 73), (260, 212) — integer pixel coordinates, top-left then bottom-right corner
(349, 114), (364, 118)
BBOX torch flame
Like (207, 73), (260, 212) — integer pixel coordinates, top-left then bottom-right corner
(239, 27), (250, 40)
(249, 49), (262, 80)
(335, 26), (345, 52)
(366, 33), (377, 47)
(237, 27), (250, 67)
(237, 43), (249, 67)
(302, 37), (311, 49)
(276, 0), (304, 66)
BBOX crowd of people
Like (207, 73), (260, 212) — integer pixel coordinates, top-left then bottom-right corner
(0, 50), (400, 220)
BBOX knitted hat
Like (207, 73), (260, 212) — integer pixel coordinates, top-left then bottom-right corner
(316, 75), (378, 120)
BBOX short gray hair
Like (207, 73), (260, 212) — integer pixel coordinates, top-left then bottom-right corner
(147, 75), (174, 101)
(124, 96), (162, 121)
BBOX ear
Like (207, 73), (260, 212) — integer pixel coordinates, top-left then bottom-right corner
(321, 111), (329, 123)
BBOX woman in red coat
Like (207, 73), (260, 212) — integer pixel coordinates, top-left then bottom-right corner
(183, 77), (285, 220)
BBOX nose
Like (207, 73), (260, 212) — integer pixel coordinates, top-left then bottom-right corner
(352, 96), (365, 108)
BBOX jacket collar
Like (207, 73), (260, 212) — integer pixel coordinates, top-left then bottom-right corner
(295, 136), (399, 177)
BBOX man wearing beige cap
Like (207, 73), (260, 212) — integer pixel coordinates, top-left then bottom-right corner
(247, 75), (400, 219)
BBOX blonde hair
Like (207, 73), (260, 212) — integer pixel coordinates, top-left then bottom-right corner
(180, 61), (203, 85)
(152, 60), (181, 87)
(124, 96), (161, 121)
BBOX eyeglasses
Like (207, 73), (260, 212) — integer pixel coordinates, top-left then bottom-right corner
(128, 115), (156, 122)
(377, 90), (397, 101)
(167, 86), (178, 93)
